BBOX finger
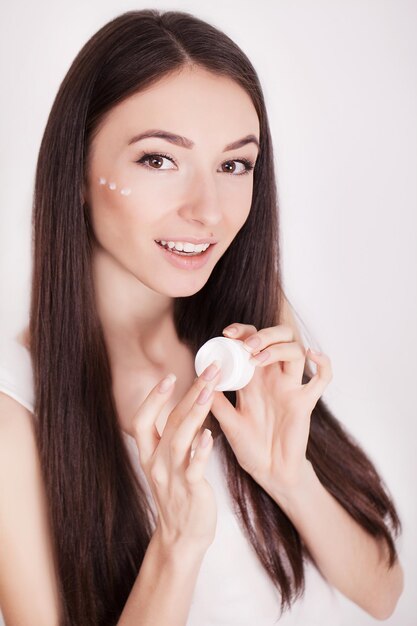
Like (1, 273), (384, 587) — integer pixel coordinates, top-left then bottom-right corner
(222, 323), (257, 340)
(186, 428), (214, 484)
(131, 373), (177, 467)
(162, 360), (221, 438)
(302, 350), (333, 405)
(248, 341), (307, 381)
(240, 325), (294, 356)
(168, 369), (222, 469)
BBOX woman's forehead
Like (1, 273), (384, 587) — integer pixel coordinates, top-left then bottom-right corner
(92, 67), (260, 149)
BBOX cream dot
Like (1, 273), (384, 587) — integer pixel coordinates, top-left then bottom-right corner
(108, 182), (117, 190)
(98, 177), (107, 185)
(120, 188), (131, 196)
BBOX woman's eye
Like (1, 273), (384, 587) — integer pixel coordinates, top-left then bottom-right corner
(135, 152), (255, 176)
(136, 153), (175, 171)
(220, 160), (254, 175)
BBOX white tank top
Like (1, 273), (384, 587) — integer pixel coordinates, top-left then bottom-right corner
(0, 330), (342, 626)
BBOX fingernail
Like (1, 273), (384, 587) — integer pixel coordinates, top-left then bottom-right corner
(199, 428), (212, 448)
(158, 373), (176, 392)
(202, 359), (221, 381)
(223, 326), (237, 336)
(308, 347), (322, 356)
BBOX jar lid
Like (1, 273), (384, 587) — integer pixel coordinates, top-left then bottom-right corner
(195, 337), (255, 391)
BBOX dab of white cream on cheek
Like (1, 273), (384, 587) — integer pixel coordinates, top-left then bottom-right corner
(97, 177), (131, 196)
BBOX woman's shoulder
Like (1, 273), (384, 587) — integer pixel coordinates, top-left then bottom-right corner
(0, 390), (60, 625)
(15, 325), (31, 350)
(0, 326), (34, 415)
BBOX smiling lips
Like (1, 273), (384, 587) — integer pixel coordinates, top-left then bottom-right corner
(155, 240), (211, 255)
(155, 239), (216, 269)
(155, 236), (218, 245)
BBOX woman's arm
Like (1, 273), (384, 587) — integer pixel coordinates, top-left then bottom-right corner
(0, 391), (207, 626)
(264, 461), (404, 620)
(0, 393), (61, 626)
(117, 533), (206, 626)
(276, 297), (404, 619)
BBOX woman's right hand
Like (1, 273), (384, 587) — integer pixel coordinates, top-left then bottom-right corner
(131, 360), (222, 554)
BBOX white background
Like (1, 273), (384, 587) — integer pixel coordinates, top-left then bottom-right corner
(0, 1), (416, 624)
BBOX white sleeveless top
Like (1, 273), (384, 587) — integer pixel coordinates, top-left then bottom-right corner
(0, 331), (342, 626)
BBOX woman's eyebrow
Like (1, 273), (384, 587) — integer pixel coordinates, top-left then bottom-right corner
(127, 129), (259, 152)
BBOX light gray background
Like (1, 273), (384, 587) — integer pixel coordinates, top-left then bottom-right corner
(0, 1), (415, 624)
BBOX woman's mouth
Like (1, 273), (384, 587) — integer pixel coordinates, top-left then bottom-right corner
(155, 240), (212, 256)
(154, 240), (216, 270)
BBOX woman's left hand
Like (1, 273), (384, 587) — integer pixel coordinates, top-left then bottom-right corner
(210, 323), (333, 498)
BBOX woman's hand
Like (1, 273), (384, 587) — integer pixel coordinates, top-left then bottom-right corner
(210, 323), (333, 498)
(130, 360), (222, 554)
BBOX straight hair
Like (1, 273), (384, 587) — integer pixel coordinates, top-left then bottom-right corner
(28, 9), (401, 625)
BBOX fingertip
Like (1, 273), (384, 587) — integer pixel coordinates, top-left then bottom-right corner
(199, 428), (212, 449)
(223, 327), (238, 336)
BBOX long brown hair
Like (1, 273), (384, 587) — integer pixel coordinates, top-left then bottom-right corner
(29, 9), (401, 625)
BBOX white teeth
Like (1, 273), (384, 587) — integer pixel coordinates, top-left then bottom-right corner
(157, 240), (210, 253)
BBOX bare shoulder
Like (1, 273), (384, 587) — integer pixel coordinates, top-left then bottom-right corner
(279, 295), (303, 343)
(280, 296), (315, 378)
(0, 391), (34, 431)
(0, 392), (60, 626)
(15, 325), (31, 350)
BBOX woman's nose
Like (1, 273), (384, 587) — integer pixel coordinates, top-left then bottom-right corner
(178, 172), (223, 226)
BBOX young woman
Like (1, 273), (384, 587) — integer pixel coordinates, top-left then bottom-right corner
(0, 9), (403, 626)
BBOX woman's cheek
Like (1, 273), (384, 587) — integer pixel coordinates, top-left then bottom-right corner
(96, 172), (170, 212)
(98, 175), (132, 197)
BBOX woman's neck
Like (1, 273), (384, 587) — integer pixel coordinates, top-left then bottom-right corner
(91, 244), (180, 373)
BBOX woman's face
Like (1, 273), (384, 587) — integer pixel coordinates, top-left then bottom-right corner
(85, 66), (260, 297)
